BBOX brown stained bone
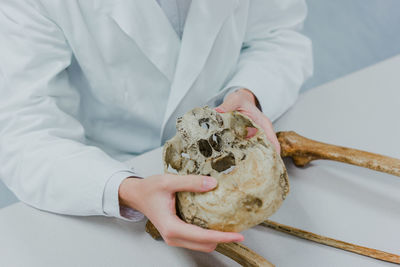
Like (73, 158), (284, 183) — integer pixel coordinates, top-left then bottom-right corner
(215, 242), (274, 267)
(261, 220), (400, 264)
(145, 220), (274, 267)
(277, 131), (400, 177)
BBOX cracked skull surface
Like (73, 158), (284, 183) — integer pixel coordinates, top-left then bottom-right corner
(163, 107), (289, 232)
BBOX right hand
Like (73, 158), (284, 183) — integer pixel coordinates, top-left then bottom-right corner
(118, 174), (244, 252)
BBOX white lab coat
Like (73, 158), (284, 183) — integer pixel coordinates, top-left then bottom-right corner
(0, 0), (312, 217)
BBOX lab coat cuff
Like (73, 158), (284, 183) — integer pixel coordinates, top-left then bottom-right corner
(103, 170), (145, 222)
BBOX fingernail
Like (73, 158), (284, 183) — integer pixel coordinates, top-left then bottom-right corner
(215, 107), (225, 113)
(235, 235), (245, 242)
(202, 177), (218, 190)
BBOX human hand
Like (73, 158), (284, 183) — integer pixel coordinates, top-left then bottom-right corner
(216, 88), (281, 154)
(118, 174), (244, 252)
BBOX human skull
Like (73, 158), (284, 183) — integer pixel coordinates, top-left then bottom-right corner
(163, 106), (289, 232)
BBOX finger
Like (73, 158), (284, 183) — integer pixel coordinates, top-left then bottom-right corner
(242, 106), (281, 154)
(259, 116), (281, 154)
(170, 216), (244, 244)
(163, 174), (218, 193)
(215, 98), (239, 113)
(215, 90), (243, 113)
(266, 129), (281, 155)
(259, 121), (281, 154)
(246, 127), (258, 138)
(167, 238), (218, 253)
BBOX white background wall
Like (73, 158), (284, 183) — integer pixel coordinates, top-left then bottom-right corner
(301, 0), (400, 91)
(1, 0), (400, 208)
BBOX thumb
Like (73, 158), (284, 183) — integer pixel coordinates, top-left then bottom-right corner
(164, 174), (218, 193)
(215, 97), (239, 113)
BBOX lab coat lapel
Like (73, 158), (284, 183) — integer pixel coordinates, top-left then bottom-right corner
(162, 0), (239, 130)
(107, 0), (180, 81)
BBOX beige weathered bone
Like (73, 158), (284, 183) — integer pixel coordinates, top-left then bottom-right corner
(261, 220), (400, 264)
(277, 131), (400, 177)
(164, 107), (288, 232)
(145, 220), (274, 267)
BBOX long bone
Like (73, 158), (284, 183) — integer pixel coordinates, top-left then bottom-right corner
(261, 220), (400, 264)
(277, 131), (400, 177)
(145, 220), (274, 267)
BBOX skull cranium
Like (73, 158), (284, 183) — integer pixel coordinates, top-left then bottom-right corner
(163, 107), (289, 232)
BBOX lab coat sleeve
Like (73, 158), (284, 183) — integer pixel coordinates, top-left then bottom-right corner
(0, 1), (134, 218)
(103, 172), (145, 221)
(222, 0), (313, 121)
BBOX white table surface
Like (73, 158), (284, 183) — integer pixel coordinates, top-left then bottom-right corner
(1, 55), (400, 267)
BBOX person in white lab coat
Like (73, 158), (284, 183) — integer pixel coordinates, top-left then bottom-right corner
(0, 0), (312, 252)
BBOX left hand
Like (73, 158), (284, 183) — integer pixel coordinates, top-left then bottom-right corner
(215, 88), (281, 154)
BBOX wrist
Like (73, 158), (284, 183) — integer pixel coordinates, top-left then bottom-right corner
(118, 177), (143, 211)
(236, 88), (262, 111)
(236, 88), (255, 103)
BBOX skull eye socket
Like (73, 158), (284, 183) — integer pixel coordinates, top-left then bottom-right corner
(198, 118), (210, 130)
(209, 133), (222, 152)
(211, 153), (236, 172)
(198, 139), (213, 157)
